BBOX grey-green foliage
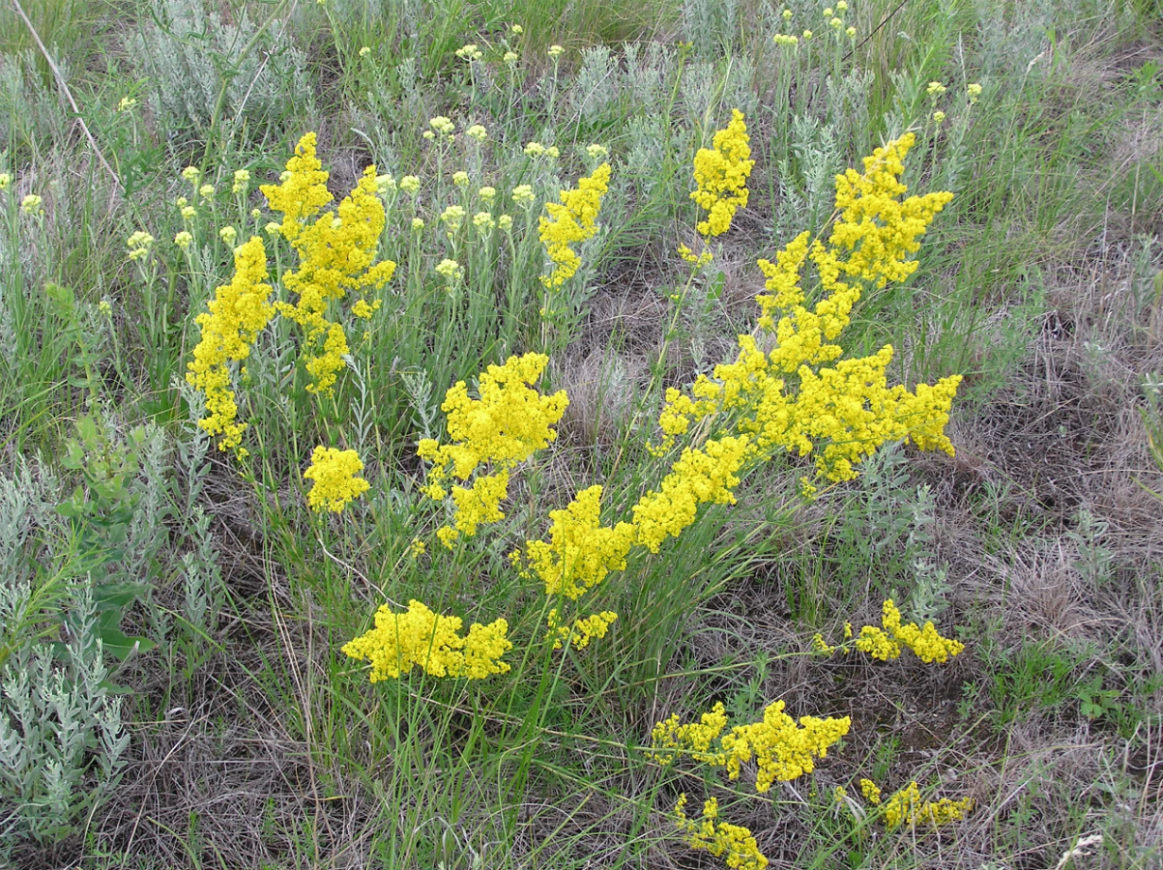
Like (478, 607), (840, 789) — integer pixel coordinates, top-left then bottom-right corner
(0, 51), (71, 154)
(0, 457), (129, 847)
(568, 45), (619, 125)
(902, 482), (951, 623)
(775, 113), (842, 241)
(174, 382), (224, 640)
(127, 0), (313, 135)
(681, 0), (739, 58)
(0, 584), (129, 847)
(835, 443), (954, 618)
(621, 41), (672, 110)
(1066, 507), (1115, 587)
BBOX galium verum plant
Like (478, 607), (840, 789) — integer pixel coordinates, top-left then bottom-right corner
(182, 112), (969, 869)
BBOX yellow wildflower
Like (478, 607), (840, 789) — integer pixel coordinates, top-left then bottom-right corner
(673, 795), (769, 870)
(630, 435), (751, 553)
(521, 485), (635, 599)
(853, 600), (964, 663)
(538, 163), (612, 287)
(546, 609), (618, 650)
(20, 194), (43, 215)
(303, 446), (371, 512)
(342, 600), (511, 681)
(417, 353), (567, 537)
(654, 133), (960, 482)
(428, 116), (455, 137)
(720, 700), (851, 791)
(185, 236), (275, 454)
(126, 230), (155, 261)
(691, 109), (754, 238)
(880, 781), (973, 830)
(440, 204), (466, 233)
(264, 134), (397, 395)
(651, 699), (850, 792)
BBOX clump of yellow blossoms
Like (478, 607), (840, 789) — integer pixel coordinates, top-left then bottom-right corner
(303, 446), (370, 513)
(341, 600), (511, 681)
(691, 109), (754, 239)
(859, 778), (973, 830)
(673, 795), (768, 870)
(655, 132), (960, 485)
(187, 133), (397, 463)
(539, 163), (612, 288)
(260, 132), (396, 395)
(418, 353), (568, 546)
(185, 236), (275, 455)
(546, 608), (618, 651)
(853, 599), (965, 662)
(522, 485), (635, 599)
(651, 700), (851, 792)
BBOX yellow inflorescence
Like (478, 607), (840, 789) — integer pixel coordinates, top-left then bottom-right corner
(854, 599), (965, 663)
(417, 353), (568, 546)
(539, 163), (611, 288)
(651, 700), (851, 793)
(520, 485), (635, 600)
(341, 600), (512, 681)
(691, 109), (755, 239)
(673, 795), (769, 870)
(878, 780), (973, 830)
(546, 608), (619, 651)
(185, 236), (275, 455)
(654, 131), (960, 483)
(302, 446), (370, 513)
(262, 133), (396, 395)
(630, 435), (752, 553)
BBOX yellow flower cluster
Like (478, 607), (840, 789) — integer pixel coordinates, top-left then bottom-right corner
(829, 134), (955, 288)
(651, 700), (851, 793)
(261, 133), (396, 395)
(546, 608), (618, 651)
(854, 599), (965, 663)
(417, 353), (568, 545)
(522, 486), (635, 599)
(302, 446), (370, 513)
(630, 435), (751, 553)
(654, 132), (961, 483)
(539, 163), (611, 288)
(861, 779), (973, 830)
(185, 236), (275, 454)
(673, 795), (768, 870)
(515, 433), (752, 613)
(341, 600), (511, 680)
(690, 109), (754, 239)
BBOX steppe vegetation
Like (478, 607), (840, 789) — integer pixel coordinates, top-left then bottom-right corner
(1, 0), (1161, 867)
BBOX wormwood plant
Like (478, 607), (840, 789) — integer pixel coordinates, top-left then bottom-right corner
(181, 108), (972, 867)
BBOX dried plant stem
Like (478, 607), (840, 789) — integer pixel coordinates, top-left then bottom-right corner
(10, 0), (123, 192)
